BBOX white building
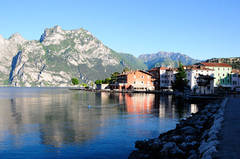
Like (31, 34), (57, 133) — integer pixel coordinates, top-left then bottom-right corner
(159, 67), (177, 89)
(231, 69), (240, 91)
(186, 66), (214, 92)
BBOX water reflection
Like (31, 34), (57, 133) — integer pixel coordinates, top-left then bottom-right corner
(120, 93), (154, 114)
(0, 88), (200, 158)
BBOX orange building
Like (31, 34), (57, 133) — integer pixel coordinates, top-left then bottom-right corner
(116, 70), (155, 91)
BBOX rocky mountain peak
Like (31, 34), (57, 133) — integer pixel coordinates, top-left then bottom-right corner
(8, 33), (26, 44)
(40, 25), (66, 44)
(53, 25), (63, 32)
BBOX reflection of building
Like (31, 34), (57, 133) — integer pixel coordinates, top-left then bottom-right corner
(122, 94), (154, 114)
(190, 104), (198, 114)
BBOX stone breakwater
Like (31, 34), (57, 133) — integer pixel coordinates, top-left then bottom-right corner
(129, 98), (228, 159)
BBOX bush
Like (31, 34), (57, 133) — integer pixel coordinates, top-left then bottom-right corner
(71, 78), (79, 85)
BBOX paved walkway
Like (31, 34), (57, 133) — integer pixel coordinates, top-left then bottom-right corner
(217, 96), (240, 159)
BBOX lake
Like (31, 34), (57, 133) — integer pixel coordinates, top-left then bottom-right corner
(0, 88), (199, 159)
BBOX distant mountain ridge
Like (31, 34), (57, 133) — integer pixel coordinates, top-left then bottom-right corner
(139, 51), (200, 69)
(206, 57), (240, 69)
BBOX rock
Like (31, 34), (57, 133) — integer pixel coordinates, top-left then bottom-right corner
(171, 135), (184, 143)
(185, 136), (196, 142)
(135, 140), (149, 150)
(180, 126), (198, 135)
(179, 141), (198, 151)
(187, 150), (199, 159)
(201, 146), (217, 159)
(199, 140), (219, 155)
(129, 101), (225, 159)
(160, 142), (185, 158)
(128, 151), (150, 159)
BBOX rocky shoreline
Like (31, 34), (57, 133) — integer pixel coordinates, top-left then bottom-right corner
(129, 98), (228, 159)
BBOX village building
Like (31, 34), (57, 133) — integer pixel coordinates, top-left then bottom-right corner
(148, 67), (161, 90)
(196, 75), (215, 95)
(231, 69), (240, 91)
(199, 62), (232, 88)
(160, 68), (177, 89)
(116, 70), (155, 91)
(148, 67), (177, 90)
(186, 66), (214, 94)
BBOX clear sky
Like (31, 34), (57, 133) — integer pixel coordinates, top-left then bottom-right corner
(0, 0), (239, 60)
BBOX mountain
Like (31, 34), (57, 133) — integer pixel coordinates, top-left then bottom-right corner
(0, 26), (146, 87)
(206, 57), (240, 69)
(139, 51), (200, 69)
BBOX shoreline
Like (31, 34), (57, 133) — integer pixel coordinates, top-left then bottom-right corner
(128, 98), (228, 159)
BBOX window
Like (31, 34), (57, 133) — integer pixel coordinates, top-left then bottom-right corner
(141, 76), (144, 78)
(141, 81), (144, 84)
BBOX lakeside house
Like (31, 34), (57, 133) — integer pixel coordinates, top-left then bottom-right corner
(148, 67), (161, 90)
(186, 65), (215, 94)
(96, 62), (240, 94)
(231, 69), (240, 91)
(199, 62), (232, 88)
(148, 64), (216, 94)
(196, 75), (215, 94)
(114, 70), (155, 91)
(148, 67), (177, 90)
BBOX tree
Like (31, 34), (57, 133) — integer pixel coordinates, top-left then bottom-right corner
(81, 83), (88, 87)
(103, 78), (111, 84)
(123, 67), (130, 72)
(171, 62), (189, 92)
(95, 80), (102, 85)
(110, 72), (120, 83)
(71, 78), (79, 85)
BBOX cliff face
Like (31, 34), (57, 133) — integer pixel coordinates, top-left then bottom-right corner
(0, 33), (26, 84)
(0, 26), (146, 87)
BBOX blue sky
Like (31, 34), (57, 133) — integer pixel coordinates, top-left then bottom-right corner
(0, 0), (239, 60)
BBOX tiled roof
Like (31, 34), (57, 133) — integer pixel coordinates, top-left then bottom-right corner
(232, 69), (240, 74)
(119, 70), (153, 76)
(190, 67), (214, 71)
(148, 67), (169, 71)
(159, 67), (169, 70)
(201, 62), (232, 67)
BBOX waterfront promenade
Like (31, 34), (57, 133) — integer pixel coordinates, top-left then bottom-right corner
(217, 96), (240, 159)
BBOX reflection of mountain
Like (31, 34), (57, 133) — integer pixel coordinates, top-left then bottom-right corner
(0, 89), (199, 149)
(0, 91), (115, 147)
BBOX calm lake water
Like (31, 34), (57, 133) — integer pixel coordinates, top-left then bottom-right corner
(0, 88), (199, 159)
